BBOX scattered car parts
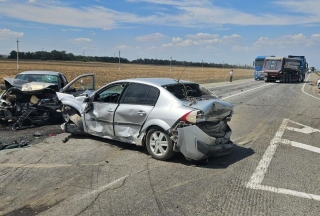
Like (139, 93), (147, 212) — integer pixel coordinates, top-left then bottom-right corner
(0, 71), (95, 130)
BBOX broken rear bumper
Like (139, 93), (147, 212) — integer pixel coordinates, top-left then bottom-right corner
(177, 124), (233, 161)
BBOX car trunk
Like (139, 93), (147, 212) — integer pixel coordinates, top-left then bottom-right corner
(182, 99), (233, 137)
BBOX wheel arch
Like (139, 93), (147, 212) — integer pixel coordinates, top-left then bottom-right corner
(140, 120), (172, 147)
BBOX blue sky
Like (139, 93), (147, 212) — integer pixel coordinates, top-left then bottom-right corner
(0, 0), (320, 68)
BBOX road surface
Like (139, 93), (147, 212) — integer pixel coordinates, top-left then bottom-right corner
(1, 73), (320, 216)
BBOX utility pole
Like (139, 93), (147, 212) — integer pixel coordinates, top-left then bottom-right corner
(202, 60), (203, 71)
(170, 56), (172, 72)
(16, 38), (19, 69)
(223, 61), (225, 72)
(118, 50), (121, 70)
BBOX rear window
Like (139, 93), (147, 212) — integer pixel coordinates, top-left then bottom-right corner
(163, 83), (217, 99)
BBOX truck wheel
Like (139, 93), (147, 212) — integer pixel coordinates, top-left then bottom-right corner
(288, 75), (292, 83)
(146, 127), (175, 161)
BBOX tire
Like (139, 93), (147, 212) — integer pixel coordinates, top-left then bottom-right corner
(146, 127), (175, 160)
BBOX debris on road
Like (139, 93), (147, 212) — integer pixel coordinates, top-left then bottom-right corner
(0, 139), (29, 150)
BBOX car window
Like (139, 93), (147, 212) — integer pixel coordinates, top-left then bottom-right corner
(121, 83), (156, 105)
(145, 86), (160, 106)
(67, 76), (95, 92)
(95, 84), (125, 103)
(163, 83), (217, 99)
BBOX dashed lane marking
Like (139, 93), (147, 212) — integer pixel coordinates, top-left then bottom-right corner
(222, 83), (273, 100)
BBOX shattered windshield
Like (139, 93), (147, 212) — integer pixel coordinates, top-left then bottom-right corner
(163, 83), (218, 99)
(15, 74), (59, 84)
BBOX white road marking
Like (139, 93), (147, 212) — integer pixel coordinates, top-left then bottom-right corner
(280, 139), (320, 154)
(286, 119), (320, 134)
(301, 74), (320, 101)
(246, 119), (320, 201)
(246, 119), (289, 186)
(248, 184), (320, 201)
(209, 80), (253, 88)
(222, 83), (273, 100)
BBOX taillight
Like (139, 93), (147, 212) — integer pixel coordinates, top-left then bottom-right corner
(180, 110), (203, 124)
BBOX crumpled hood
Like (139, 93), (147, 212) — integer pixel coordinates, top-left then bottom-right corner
(182, 99), (233, 121)
(3, 78), (57, 92)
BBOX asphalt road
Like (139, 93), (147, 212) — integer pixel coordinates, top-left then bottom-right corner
(1, 73), (320, 216)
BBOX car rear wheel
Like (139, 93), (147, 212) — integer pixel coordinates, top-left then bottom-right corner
(146, 128), (175, 160)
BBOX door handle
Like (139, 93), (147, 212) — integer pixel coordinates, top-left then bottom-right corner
(137, 110), (146, 115)
(107, 109), (114, 113)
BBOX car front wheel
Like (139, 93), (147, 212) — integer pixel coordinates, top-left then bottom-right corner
(146, 128), (175, 160)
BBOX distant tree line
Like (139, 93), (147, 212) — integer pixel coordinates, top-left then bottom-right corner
(8, 50), (251, 69)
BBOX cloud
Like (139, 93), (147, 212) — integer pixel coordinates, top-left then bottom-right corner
(162, 33), (242, 48)
(307, 34), (320, 46)
(69, 38), (92, 43)
(0, 28), (24, 39)
(0, 0), (319, 30)
(254, 34), (308, 48)
(187, 33), (219, 40)
(135, 33), (166, 42)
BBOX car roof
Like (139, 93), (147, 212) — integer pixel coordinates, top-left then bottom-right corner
(17, 70), (63, 76)
(113, 78), (194, 87)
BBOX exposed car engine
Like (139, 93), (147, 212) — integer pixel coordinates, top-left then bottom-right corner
(0, 87), (62, 129)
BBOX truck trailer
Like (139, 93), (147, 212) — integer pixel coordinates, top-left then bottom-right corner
(287, 55), (308, 82)
(263, 56), (303, 83)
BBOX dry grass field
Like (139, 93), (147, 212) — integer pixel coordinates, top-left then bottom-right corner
(0, 60), (252, 88)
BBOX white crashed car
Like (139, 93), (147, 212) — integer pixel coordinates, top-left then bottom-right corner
(57, 78), (234, 161)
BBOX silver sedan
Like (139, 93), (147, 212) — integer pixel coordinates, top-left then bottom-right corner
(57, 78), (234, 161)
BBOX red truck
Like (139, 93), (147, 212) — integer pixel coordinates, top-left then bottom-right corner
(263, 56), (303, 83)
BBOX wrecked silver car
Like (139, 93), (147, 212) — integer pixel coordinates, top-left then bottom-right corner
(0, 71), (95, 129)
(57, 78), (234, 161)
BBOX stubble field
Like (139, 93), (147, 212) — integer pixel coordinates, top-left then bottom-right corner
(0, 60), (252, 88)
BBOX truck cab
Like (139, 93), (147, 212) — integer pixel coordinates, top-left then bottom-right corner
(253, 56), (267, 80)
(288, 55), (308, 81)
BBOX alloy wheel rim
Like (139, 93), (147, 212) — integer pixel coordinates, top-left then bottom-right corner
(149, 131), (168, 156)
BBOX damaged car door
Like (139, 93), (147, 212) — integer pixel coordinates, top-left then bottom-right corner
(62, 74), (95, 97)
(113, 83), (159, 142)
(83, 83), (126, 138)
